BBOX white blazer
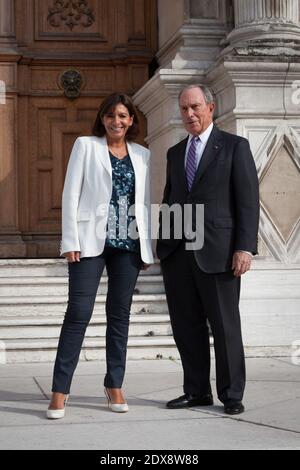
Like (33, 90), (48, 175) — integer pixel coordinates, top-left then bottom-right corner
(60, 136), (154, 264)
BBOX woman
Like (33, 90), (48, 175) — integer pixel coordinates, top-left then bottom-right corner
(47, 93), (153, 419)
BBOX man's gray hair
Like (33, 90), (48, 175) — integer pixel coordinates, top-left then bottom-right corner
(178, 85), (215, 104)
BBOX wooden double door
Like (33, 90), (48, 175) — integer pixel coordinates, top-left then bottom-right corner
(0, 0), (157, 257)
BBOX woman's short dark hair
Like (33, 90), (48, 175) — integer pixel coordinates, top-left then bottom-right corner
(92, 93), (139, 141)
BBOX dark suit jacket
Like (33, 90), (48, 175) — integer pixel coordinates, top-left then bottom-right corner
(156, 125), (260, 273)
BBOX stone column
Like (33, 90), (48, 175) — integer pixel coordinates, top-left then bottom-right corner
(228, 0), (300, 46)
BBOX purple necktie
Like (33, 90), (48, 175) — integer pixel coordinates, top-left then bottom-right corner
(186, 136), (199, 191)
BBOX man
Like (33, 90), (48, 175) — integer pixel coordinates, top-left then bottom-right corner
(156, 85), (259, 415)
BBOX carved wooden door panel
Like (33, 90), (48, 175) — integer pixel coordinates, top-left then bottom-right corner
(26, 97), (97, 257)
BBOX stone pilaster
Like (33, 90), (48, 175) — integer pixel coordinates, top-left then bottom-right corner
(157, 0), (231, 70)
(134, 69), (204, 204)
(135, 0), (231, 202)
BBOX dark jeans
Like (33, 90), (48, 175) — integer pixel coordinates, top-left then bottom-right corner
(52, 247), (142, 394)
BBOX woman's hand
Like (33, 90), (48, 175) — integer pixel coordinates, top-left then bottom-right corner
(64, 251), (81, 263)
(141, 263), (151, 271)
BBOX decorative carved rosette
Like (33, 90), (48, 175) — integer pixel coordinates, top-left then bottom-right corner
(47, 0), (95, 31)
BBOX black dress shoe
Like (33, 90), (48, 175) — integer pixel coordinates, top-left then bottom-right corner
(224, 401), (244, 415)
(166, 393), (213, 409)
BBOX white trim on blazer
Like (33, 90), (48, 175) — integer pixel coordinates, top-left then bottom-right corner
(60, 135), (154, 264)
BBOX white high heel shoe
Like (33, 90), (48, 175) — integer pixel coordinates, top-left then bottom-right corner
(104, 388), (129, 413)
(46, 395), (69, 419)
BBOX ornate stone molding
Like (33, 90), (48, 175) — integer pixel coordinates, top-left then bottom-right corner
(258, 126), (300, 262)
(156, 0), (230, 69)
(47, 0), (95, 31)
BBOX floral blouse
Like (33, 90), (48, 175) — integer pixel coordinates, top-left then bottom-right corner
(105, 152), (140, 253)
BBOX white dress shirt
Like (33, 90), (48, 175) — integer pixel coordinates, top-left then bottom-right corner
(184, 122), (214, 170)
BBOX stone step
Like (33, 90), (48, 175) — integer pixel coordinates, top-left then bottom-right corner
(0, 269), (299, 298)
(0, 336), (179, 363)
(0, 259), (299, 362)
(0, 275), (165, 296)
(0, 294), (167, 316)
(0, 313), (173, 339)
(0, 296), (299, 317)
(0, 259), (161, 278)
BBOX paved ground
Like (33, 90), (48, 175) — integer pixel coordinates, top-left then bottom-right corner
(0, 357), (299, 450)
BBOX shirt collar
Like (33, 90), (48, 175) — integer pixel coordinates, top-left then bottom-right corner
(188, 122), (214, 146)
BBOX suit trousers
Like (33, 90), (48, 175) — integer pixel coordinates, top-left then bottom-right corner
(52, 247), (142, 393)
(161, 241), (245, 403)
